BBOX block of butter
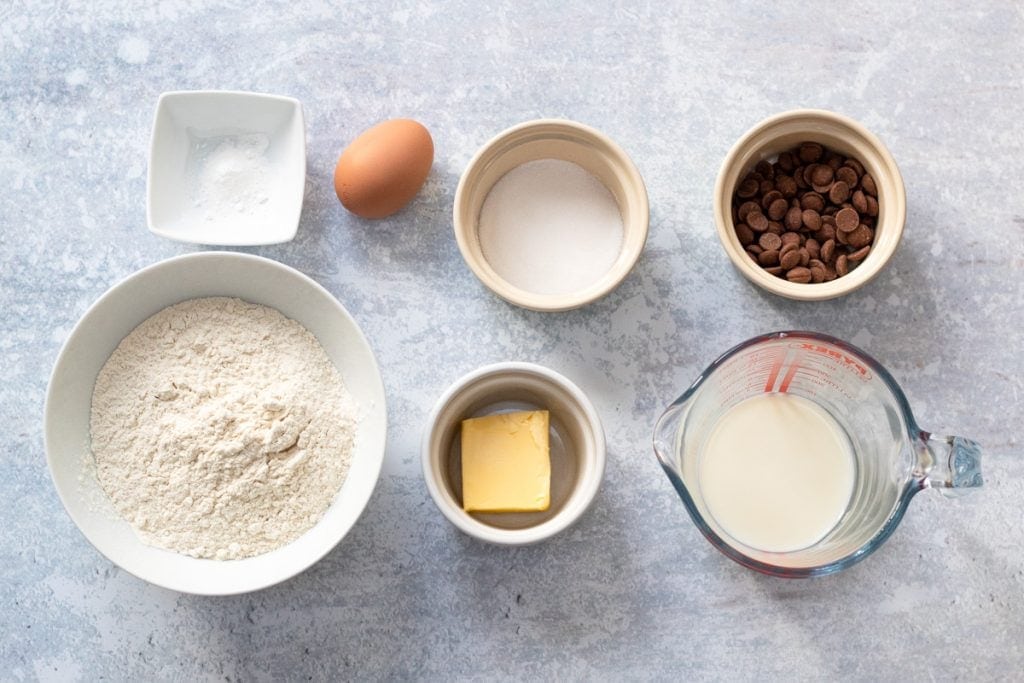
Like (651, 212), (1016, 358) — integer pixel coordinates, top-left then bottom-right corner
(461, 410), (551, 512)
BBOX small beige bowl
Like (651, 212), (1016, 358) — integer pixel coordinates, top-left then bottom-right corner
(421, 362), (606, 544)
(714, 109), (906, 301)
(454, 119), (649, 312)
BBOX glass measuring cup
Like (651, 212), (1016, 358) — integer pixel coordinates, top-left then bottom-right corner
(653, 331), (982, 577)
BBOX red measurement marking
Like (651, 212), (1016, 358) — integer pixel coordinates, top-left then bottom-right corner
(764, 354), (783, 392)
(795, 342), (870, 377)
(778, 362), (800, 393)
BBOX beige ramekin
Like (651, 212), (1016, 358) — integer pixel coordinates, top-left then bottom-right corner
(714, 109), (906, 301)
(453, 119), (649, 312)
(421, 362), (606, 545)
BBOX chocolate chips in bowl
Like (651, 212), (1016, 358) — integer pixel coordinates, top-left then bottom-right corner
(732, 142), (878, 284)
(713, 109), (906, 301)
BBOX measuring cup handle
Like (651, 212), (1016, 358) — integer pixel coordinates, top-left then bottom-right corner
(919, 432), (983, 497)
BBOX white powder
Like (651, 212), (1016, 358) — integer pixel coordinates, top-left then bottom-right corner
(478, 159), (624, 296)
(89, 297), (358, 561)
(190, 133), (271, 220)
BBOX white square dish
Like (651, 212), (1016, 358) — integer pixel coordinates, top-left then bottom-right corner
(146, 91), (306, 246)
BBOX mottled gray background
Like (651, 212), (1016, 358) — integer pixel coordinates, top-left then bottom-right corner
(3, 1), (1022, 680)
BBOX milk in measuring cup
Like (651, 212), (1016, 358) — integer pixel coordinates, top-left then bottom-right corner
(699, 393), (855, 553)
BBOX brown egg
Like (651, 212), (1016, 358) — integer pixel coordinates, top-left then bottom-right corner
(333, 119), (434, 219)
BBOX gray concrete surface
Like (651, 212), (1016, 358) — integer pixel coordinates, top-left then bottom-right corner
(2, 2), (1022, 680)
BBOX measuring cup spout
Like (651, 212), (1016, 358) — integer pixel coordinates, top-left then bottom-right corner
(653, 399), (689, 477)
(917, 432), (983, 497)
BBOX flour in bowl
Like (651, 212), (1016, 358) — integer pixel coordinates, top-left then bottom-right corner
(89, 297), (358, 560)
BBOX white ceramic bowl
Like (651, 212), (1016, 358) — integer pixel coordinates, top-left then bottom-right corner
(453, 119), (649, 312)
(714, 109), (906, 301)
(44, 252), (387, 595)
(147, 91), (306, 246)
(421, 362), (606, 544)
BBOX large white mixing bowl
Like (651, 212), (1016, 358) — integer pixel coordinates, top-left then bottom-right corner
(44, 252), (387, 595)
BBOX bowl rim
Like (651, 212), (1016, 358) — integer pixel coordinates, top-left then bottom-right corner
(453, 118), (649, 312)
(420, 361), (606, 544)
(43, 251), (387, 595)
(713, 108), (906, 301)
(145, 89), (307, 246)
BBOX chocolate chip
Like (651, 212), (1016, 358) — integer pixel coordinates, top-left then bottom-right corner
(829, 180), (851, 204)
(836, 254), (849, 276)
(738, 200), (760, 221)
(846, 224), (874, 249)
(736, 223), (754, 245)
(776, 175), (798, 197)
(848, 245), (871, 262)
(861, 172), (877, 197)
(821, 239), (836, 263)
(761, 190), (783, 210)
(799, 143), (823, 163)
(780, 248), (802, 270)
(794, 166), (809, 189)
(865, 194), (879, 217)
(802, 165), (816, 187)
(737, 178), (759, 198)
(810, 164), (834, 187)
(784, 206), (803, 231)
(781, 232), (801, 248)
(805, 238), (820, 260)
(759, 249), (780, 266)
(759, 232), (782, 251)
(835, 166), (858, 187)
(851, 190), (868, 214)
(835, 207), (860, 233)
(844, 158), (864, 176)
(815, 224), (836, 243)
(768, 198), (789, 221)
(786, 267), (813, 283)
(801, 192), (825, 212)
(747, 211), (769, 233)
(801, 209), (822, 232)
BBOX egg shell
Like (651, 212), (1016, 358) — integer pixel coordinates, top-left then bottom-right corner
(334, 119), (434, 219)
